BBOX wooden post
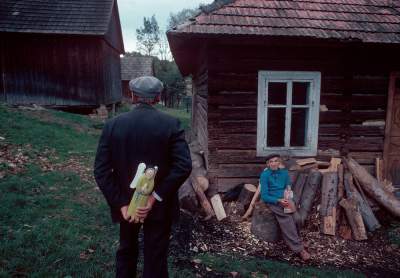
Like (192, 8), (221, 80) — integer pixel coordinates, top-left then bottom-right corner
(320, 172), (338, 235)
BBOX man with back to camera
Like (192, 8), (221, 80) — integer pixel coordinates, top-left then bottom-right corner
(260, 153), (311, 261)
(94, 76), (192, 277)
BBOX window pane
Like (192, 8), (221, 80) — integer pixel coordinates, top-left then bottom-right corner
(267, 108), (285, 147)
(290, 108), (308, 147)
(268, 82), (287, 105)
(293, 82), (310, 105)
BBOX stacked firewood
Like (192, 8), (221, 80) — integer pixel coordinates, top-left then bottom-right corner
(179, 149), (400, 243)
(178, 141), (227, 221)
(241, 157), (400, 242)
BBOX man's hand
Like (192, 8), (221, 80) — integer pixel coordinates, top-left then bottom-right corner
(134, 195), (156, 223)
(120, 205), (131, 221)
(278, 199), (290, 208)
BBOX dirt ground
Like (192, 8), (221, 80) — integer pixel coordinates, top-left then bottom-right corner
(170, 208), (400, 278)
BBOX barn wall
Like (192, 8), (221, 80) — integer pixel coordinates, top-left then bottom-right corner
(101, 40), (122, 105)
(206, 42), (398, 192)
(0, 33), (121, 107)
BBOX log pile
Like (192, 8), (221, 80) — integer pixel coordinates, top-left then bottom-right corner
(178, 141), (227, 221)
(179, 143), (400, 243)
(222, 156), (400, 243)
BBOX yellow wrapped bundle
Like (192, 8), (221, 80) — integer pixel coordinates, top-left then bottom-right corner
(127, 164), (157, 221)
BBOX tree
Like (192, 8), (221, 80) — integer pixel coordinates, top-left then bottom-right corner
(167, 8), (199, 30)
(158, 32), (172, 61)
(153, 58), (185, 108)
(136, 15), (160, 56)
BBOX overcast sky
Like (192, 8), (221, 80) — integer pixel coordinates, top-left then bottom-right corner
(118, 0), (213, 52)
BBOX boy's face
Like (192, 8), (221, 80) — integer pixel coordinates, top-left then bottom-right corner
(268, 157), (280, 170)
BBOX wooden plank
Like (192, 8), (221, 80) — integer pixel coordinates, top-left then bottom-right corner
(210, 194), (227, 221)
(383, 72), (400, 181)
(319, 110), (387, 124)
(320, 94), (387, 110)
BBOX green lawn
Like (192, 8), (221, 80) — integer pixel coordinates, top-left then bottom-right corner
(0, 104), (365, 277)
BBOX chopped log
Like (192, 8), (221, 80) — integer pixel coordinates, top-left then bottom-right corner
(288, 170), (299, 185)
(293, 170), (322, 228)
(178, 179), (199, 215)
(319, 157), (342, 173)
(353, 175), (380, 211)
(296, 158), (317, 166)
(250, 201), (280, 242)
(338, 217), (353, 240)
(195, 175), (209, 192)
(222, 183), (244, 202)
(344, 173), (381, 232)
(337, 164), (345, 232)
(242, 184), (261, 220)
(339, 198), (367, 240)
(292, 173), (308, 206)
(320, 172), (338, 235)
(237, 183), (257, 214)
(210, 194), (227, 221)
(190, 175), (214, 220)
(346, 158), (400, 218)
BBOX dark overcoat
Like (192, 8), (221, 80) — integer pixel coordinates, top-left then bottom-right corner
(94, 103), (192, 223)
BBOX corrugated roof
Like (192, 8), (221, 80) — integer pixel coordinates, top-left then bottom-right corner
(0, 0), (115, 35)
(169, 0), (400, 44)
(121, 56), (154, 81)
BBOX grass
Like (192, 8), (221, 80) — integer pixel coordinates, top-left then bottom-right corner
(0, 104), (371, 277)
(0, 105), (99, 161)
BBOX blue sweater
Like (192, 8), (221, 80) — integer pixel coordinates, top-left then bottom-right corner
(260, 168), (290, 204)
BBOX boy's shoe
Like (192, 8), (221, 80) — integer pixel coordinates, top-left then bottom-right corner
(299, 249), (311, 261)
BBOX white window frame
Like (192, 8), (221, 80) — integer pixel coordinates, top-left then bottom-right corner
(257, 71), (321, 157)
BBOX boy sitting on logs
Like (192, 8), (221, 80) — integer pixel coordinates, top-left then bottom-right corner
(260, 154), (311, 261)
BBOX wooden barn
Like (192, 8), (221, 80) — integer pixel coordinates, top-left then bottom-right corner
(0, 0), (124, 108)
(121, 56), (154, 99)
(167, 0), (400, 192)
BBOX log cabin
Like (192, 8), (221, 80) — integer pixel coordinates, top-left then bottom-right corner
(0, 0), (124, 109)
(167, 0), (400, 192)
(121, 56), (154, 100)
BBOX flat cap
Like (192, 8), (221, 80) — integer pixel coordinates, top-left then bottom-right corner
(265, 153), (280, 161)
(129, 76), (163, 98)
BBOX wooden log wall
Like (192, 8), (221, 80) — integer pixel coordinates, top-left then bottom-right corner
(1, 34), (122, 107)
(206, 42), (395, 192)
(192, 64), (209, 169)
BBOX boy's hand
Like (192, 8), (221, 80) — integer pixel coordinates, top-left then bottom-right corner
(278, 199), (290, 208)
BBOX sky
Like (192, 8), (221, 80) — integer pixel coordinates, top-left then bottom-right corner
(117, 0), (214, 53)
